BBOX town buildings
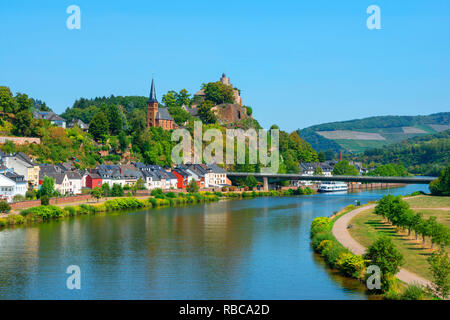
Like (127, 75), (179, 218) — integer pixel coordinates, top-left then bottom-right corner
(3, 152), (40, 190)
(33, 111), (67, 128)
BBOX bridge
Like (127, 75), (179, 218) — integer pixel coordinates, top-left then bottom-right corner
(226, 172), (436, 191)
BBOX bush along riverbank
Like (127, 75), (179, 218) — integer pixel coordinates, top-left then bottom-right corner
(0, 187), (315, 229)
(0, 192), (221, 227)
(310, 203), (438, 300)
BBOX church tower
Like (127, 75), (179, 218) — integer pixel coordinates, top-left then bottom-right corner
(147, 78), (158, 128)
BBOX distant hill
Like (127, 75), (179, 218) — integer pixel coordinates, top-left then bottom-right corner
(356, 129), (450, 176)
(297, 112), (450, 154)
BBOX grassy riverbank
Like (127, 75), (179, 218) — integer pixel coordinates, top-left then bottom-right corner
(311, 204), (372, 282)
(348, 195), (450, 281)
(310, 194), (448, 300)
(0, 187), (314, 228)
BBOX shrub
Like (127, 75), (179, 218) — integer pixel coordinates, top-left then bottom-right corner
(311, 232), (334, 251)
(103, 198), (145, 212)
(151, 188), (164, 196)
(13, 194), (26, 202)
(165, 192), (176, 198)
(20, 205), (64, 222)
(0, 201), (11, 213)
(148, 198), (157, 207)
(310, 217), (331, 237)
(64, 206), (77, 217)
(25, 190), (36, 200)
(336, 252), (366, 278)
(401, 285), (425, 300)
(0, 218), (8, 227)
(324, 244), (348, 268)
(186, 180), (199, 193)
(6, 214), (24, 225)
(40, 195), (50, 206)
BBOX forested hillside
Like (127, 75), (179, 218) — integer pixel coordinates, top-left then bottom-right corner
(1, 85), (318, 172)
(356, 130), (450, 176)
(298, 112), (450, 154)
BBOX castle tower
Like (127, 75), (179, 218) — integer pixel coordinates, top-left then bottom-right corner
(220, 73), (230, 86)
(147, 78), (158, 128)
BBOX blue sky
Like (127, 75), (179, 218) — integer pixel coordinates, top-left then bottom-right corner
(1, 0), (449, 131)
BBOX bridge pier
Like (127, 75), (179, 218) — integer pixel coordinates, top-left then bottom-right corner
(263, 177), (269, 191)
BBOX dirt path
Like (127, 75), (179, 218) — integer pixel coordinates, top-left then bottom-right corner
(332, 204), (432, 287)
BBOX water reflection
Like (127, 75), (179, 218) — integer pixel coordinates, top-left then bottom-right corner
(0, 184), (428, 299)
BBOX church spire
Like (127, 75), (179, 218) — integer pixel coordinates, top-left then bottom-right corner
(148, 78), (157, 103)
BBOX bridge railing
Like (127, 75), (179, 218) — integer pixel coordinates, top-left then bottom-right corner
(226, 172), (435, 184)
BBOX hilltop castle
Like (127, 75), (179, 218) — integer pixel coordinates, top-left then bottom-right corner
(193, 73), (243, 106)
(146, 79), (175, 130)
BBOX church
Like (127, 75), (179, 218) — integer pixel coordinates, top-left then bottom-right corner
(146, 79), (176, 130)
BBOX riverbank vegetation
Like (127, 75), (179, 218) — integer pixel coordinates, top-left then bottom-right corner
(311, 195), (450, 300)
(347, 195), (449, 299)
(0, 187), (314, 229)
(349, 195), (450, 282)
(429, 165), (450, 196)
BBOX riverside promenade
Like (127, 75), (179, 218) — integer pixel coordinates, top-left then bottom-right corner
(332, 204), (432, 287)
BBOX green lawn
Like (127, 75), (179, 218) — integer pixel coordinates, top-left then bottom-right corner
(349, 196), (450, 281)
(405, 195), (450, 209)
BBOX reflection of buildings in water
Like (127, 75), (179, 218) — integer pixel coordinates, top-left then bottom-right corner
(24, 227), (40, 262)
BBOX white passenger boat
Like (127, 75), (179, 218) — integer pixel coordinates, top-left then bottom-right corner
(318, 181), (348, 192)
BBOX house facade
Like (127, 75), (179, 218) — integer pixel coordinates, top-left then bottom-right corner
(4, 153), (40, 190)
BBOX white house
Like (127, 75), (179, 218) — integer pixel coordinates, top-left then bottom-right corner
(41, 172), (71, 195)
(207, 164), (227, 186)
(4, 171), (27, 199)
(66, 171), (82, 195)
(0, 174), (18, 202)
(3, 153), (40, 190)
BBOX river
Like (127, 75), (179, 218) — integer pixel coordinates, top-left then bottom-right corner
(0, 184), (429, 299)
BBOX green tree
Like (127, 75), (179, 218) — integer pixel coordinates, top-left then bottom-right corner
(1, 140), (15, 154)
(430, 165), (450, 196)
(40, 176), (55, 197)
(90, 187), (102, 202)
(318, 151), (326, 162)
(162, 90), (177, 109)
(40, 195), (50, 206)
(13, 110), (33, 136)
(198, 100), (217, 124)
(0, 86), (17, 113)
(118, 131), (129, 152)
(333, 160), (359, 176)
(111, 183), (124, 197)
(245, 175), (258, 189)
(107, 104), (123, 135)
(175, 89), (192, 107)
(203, 81), (234, 105)
(427, 247), (450, 299)
(135, 178), (145, 190)
(314, 166), (323, 175)
(0, 201), (11, 213)
(186, 179), (199, 193)
(89, 111), (109, 142)
(168, 105), (190, 125)
(128, 109), (146, 133)
(364, 237), (404, 290)
(101, 183), (111, 197)
(14, 92), (33, 113)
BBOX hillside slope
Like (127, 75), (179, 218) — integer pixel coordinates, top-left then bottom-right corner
(298, 112), (450, 154)
(356, 130), (450, 176)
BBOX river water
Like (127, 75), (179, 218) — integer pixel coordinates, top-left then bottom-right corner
(0, 184), (429, 299)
